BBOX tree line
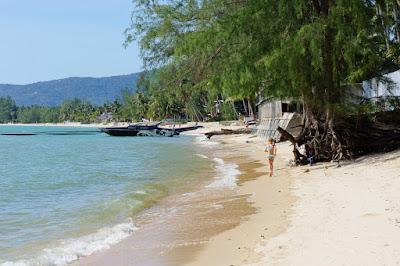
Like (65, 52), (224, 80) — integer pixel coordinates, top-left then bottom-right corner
(0, 96), (99, 123)
(124, 0), (400, 163)
(0, 94), (166, 124)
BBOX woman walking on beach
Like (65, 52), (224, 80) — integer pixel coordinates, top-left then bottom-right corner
(265, 138), (277, 177)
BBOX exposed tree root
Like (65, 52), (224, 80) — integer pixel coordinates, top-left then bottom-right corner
(278, 110), (400, 165)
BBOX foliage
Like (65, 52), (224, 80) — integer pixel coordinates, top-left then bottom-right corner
(0, 98), (104, 124)
(124, 0), (400, 122)
(0, 96), (17, 123)
(16, 106), (60, 123)
(125, 0), (400, 161)
(59, 98), (98, 123)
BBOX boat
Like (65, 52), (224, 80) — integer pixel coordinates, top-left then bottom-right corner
(100, 123), (202, 137)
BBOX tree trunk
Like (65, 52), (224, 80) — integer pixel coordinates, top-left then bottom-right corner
(231, 101), (239, 120)
(393, 0), (400, 42)
(242, 99), (248, 116)
(248, 99), (255, 120)
(376, 0), (391, 51)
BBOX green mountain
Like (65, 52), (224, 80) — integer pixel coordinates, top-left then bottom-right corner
(0, 73), (139, 106)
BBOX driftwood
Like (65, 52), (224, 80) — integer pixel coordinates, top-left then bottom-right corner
(204, 128), (252, 139)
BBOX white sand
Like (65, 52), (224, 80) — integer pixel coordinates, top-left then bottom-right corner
(185, 132), (400, 266)
(252, 149), (400, 266)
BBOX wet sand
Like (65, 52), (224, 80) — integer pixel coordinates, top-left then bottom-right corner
(72, 134), (266, 266)
(184, 135), (295, 266)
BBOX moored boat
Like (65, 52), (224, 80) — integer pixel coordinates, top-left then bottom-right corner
(100, 123), (202, 137)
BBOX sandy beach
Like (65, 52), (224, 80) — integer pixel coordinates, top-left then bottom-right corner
(4, 1), (400, 265)
(184, 132), (400, 266)
(3, 122), (400, 265)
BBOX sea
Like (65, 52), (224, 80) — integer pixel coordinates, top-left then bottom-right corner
(0, 126), (240, 266)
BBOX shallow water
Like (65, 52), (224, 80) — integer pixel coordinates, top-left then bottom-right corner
(0, 126), (211, 265)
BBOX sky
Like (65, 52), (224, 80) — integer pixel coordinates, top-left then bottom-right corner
(0, 0), (142, 84)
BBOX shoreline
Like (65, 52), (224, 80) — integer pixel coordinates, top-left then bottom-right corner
(4, 123), (400, 265)
(1, 129), (223, 266)
(184, 135), (400, 265)
(70, 132), (295, 266)
(183, 135), (296, 266)
(70, 133), (259, 266)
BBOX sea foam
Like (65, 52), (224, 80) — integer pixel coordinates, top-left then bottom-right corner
(1, 220), (138, 266)
(195, 153), (209, 159)
(194, 135), (218, 146)
(206, 158), (240, 189)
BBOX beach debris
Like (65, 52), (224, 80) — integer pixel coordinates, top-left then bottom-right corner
(204, 128), (253, 139)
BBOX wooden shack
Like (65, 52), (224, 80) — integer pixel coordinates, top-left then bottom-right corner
(256, 99), (301, 140)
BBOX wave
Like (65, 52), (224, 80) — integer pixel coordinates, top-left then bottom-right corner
(1, 220), (138, 266)
(195, 153), (208, 159)
(206, 158), (240, 189)
(193, 135), (218, 146)
(134, 190), (147, 195)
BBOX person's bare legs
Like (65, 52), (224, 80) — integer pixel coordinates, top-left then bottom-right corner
(269, 159), (274, 177)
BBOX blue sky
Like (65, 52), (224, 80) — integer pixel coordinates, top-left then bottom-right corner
(0, 0), (142, 84)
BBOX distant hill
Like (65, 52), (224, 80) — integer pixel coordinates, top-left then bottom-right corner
(0, 73), (139, 106)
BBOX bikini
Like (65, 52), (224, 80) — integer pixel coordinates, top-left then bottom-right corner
(265, 145), (275, 159)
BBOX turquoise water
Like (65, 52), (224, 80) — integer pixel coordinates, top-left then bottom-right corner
(0, 126), (208, 265)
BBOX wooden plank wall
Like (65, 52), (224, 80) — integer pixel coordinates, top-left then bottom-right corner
(256, 100), (301, 140)
(258, 101), (283, 119)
